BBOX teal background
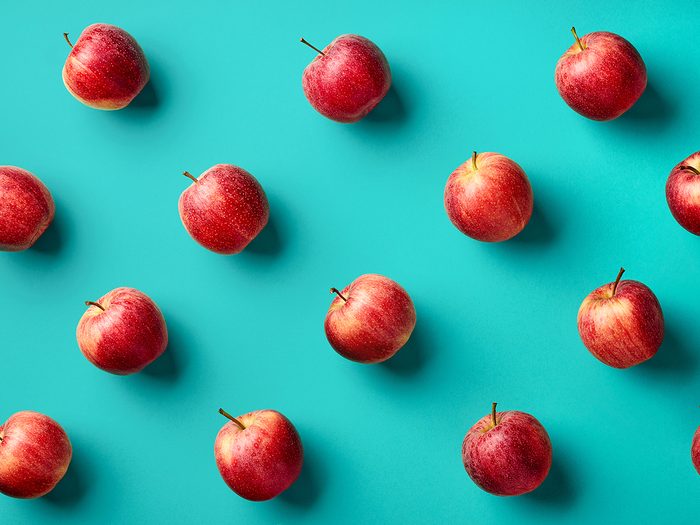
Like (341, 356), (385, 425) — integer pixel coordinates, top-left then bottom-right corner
(2, 0), (699, 523)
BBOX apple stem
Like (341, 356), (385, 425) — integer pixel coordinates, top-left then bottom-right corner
(570, 27), (585, 51)
(491, 402), (498, 427)
(680, 165), (700, 176)
(85, 300), (105, 311)
(471, 151), (478, 170)
(300, 38), (325, 56)
(611, 267), (625, 296)
(330, 287), (347, 302)
(183, 171), (198, 184)
(63, 33), (73, 48)
(219, 408), (246, 430)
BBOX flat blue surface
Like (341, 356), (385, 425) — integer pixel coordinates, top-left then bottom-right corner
(2, 1), (700, 523)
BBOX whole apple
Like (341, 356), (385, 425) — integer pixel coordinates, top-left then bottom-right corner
(0, 166), (55, 251)
(62, 23), (149, 110)
(76, 287), (168, 375)
(214, 408), (303, 501)
(555, 27), (646, 121)
(693, 426), (700, 475)
(178, 164), (269, 254)
(325, 274), (416, 363)
(0, 411), (72, 499)
(666, 152), (700, 235)
(577, 268), (664, 368)
(301, 34), (391, 123)
(462, 403), (552, 496)
(444, 151), (533, 242)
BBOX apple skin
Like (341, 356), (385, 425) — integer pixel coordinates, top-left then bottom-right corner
(666, 152), (700, 235)
(0, 411), (72, 499)
(0, 166), (55, 252)
(214, 409), (303, 501)
(76, 287), (168, 375)
(555, 30), (646, 121)
(178, 164), (269, 255)
(462, 405), (552, 496)
(692, 426), (700, 475)
(577, 269), (664, 369)
(302, 34), (391, 123)
(444, 152), (533, 242)
(62, 23), (149, 110)
(325, 274), (416, 364)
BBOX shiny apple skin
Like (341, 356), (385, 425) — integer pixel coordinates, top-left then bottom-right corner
(0, 166), (55, 252)
(76, 287), (168, 375)
(692, 426), (700, 475)
(444, 152), (533, 242)
(214, 410), (303, 501)
(666, 151), (700, 235)
(555, 31), (646, 121)
(0, 411), (72, 499)
(462, 409), (552, 496)
(62, 23), (149, 110)
(178, 164), (269, 255)
(302, 34), (391, 123)
(325, 274), (416, 363)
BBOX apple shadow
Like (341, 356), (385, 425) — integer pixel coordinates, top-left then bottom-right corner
(128, 78), (159, 110)
(31, 211), (65, 255)
(380, 319), (429, 376)
(510, 201), (556, 246)
(363, 85), (407, 125)
(522, 457), (575, 506)
(43, 447), (90, 507)
(634, 319), (698, 378)
(245, 213), (283, 257)
(141, 312), (187, 382)
(612, 81), (675, 129)
(277, 436), (323, 507)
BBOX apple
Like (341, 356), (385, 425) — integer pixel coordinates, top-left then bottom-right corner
(214, 408), (303, 501)
(301, 34), (391, 123)
(62, 23), (149, 110)
(666, 152), (700, 235)
(0, 411), (72, 499)
(444, 151), (533, 242)
(76, 287), (168, 375)
(462, 403), (552, 496)
(324, 274), (416, 363)
(178, 164), (269, 254)
(693, 426), (700, 475)
(555, 27), (646, 121)
(577, 268), (664, 368)
(0, 166), (55, 251)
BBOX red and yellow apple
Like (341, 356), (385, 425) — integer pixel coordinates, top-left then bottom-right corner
(577, 268), (664, 368)
(76, 287), (168, 375)
(693, 426), (700, 475)
(666, 151), (700, 235)
(214, 408), (303, 501)
(0, 411), (72, 499)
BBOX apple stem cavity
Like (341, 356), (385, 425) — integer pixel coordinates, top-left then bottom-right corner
(491, 402), (498, 427)
(330, 287), (348, 302)
(471, 151), (478, 170)
(218, 408), (246, 430)
(680, 165), (700, 176)
(300, 38), (325, 56)
(183, 171), (198, 184)
(611, 267), (625, 297)
(85, 300), (105, 311)
(63, 32), (73, 48)
(570, 27), (585, 51)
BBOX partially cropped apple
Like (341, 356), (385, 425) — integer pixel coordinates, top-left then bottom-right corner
(666, 152), (700, 235)
(0, 411), (72, 499)
(693, 426), (700, 475)
(0, 166), (55, 251)
(76, 287), (168, 375)
(62, 23), (149, 110)
(325, 274), (416, 363)
(462, 403), (552, 496)
(301, 34), (391, 123)
(178, 164), (269, 254)
(214, 408), (303, 501)
(577, 268), (664, 368)
(444, 151), (533, 242)
(555, 27), (646, 121)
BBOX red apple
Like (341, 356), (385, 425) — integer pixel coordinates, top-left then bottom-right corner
(444, 151), (533, 242)
(178, 164), (269, 254)
(462, 403), (552, 496)
(0, 411), (72, 499)
(0, 166), (55, 251)
(301, 35), (391, 123)
(214, 408), (303, 501)
(324, 274), (416, 364)
(666, 152), (700, 235)
(76, 287), (168, 375)
(555, 27), (646, 121)
(693, 426), (700, 475)
(577, 268), (664, 368)
(62, 23), (149, 110)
